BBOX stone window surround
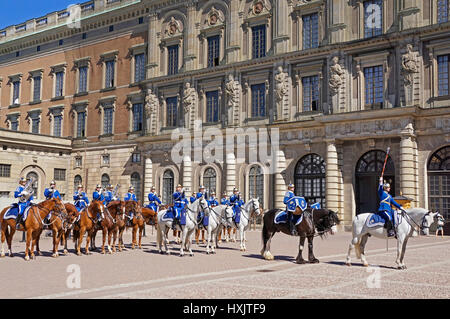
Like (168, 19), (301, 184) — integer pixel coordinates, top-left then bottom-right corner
(292, 1), (325, 51)
(159, 86), (181, 131)
(8, 73), (22, 106)
(244, 162), (269, 210)
(293, 61), (324, 115)
(6, 112), (20, 130)
(157, 166), (180, 201)
(48, 105), (64, 137)
(126, 91), (145, 133)
(353, 51), (390, 110)
(74, 57), (91, 95)
(197, 164), (222, 196)
(101, 150), (111, 168)
(98, 96), (117, 136)
(100, 50), (119, 90)
(242, 72), (270, 121)
(198, 80), (223, 124)
(353, 0), (388, 40)
(160, 30), (184, 76)
(426, 40), (450, 108)
(199, 24), (225, 69)
(242, 13), (272, 61)
(26, 108), (42, 134)
(28, 69), (44, 103)
(50, 63), (67, 99)
(129, 43), (147, 84)
(71, 100), (89, 138)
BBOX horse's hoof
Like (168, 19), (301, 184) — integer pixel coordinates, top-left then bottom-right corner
(363, 263), (369, 267)
(309, 259), (320, 264)
(24, 256), (30, 261)
(296, 259), (307, 264)
(206, 251), (210, 255)
(345, 262), (351, 267)
(77, 252), (82, 256)
(64, 250), (68, 255)
(0, 254), (4, 258)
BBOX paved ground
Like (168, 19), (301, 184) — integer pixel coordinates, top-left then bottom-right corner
(0, 226), (449, 299)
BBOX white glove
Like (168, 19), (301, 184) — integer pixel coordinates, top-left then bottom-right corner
(379, 177), (383, 184)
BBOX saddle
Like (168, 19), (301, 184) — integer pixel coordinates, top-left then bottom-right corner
(274, 210), (303, 226)
(365, 212), (398, 229)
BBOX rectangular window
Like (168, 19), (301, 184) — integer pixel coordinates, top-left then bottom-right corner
(75, 156), (82, 167)
(168, 45), (179, 75)
(438, 55), (449, 96)
(134, 53), (146, 83)
(207, 36), (220, 68)
(55, 72), (64, 97)
(0, 164), (11, 178)
(54, 168), (66, 181)
(102, 155), (110, 165)
(438, 0), (449, 23)
(77, 111), (86, 137)
(132, 103), (143, 132)
(79, 66), (88, 93)
(12, 81), (20, 104)
(252, 25), (266, 59)
(206, 91), (219, 123)
(364, 65), (384, 107)
(53, 115), (62, 137)
(251, 83), (266, 118)
(103, 107), (113, 135)
(105, 60), (115, 88)
(302, 13), (319, 49)
(33, 76), (41, 102)
(31, 117), (40, 134)
(364, 0), (383, 38)
(166, 97), (178, 127)
(132, 153), (141, 163)
(11, 119), (19, 131)
(302, 75), (320, 112)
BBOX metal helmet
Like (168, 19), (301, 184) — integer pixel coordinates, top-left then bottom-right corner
(50, 180), (56, 186)
(288, 183), (294, 189)
(129, 185), (134, 191)
(233, 187), (238, 192)
(77, 184), (83, 189)
(96, 184), (101, 189)
(151, 186), (156, 191)
(383, 182), (391, 190)
(107, 184), (113, 189)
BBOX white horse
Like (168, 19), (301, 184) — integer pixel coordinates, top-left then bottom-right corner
(203, 204), (234, 254)
(230, 198), (262, 251)
(156, 197), (208, 256)
(345, 208), (438, 269)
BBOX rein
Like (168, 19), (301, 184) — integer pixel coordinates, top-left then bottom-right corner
(400, 210), (430, 232)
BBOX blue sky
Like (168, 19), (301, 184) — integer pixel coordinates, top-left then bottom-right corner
(0, 1), (78, 30)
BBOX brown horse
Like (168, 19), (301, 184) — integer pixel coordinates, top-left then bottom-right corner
(73, 200), (104, 256)
(89, 202), (116, 255)
(106, 200), (126, 252)
(60, 203), (80, 255)
(141, 206), (159, 226)
(0, 198), (66, 260)
(123, 201), (145, 249)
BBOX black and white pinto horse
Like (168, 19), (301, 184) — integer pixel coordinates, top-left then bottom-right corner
(261, 207), (340, 264)
(156, 196), (208, 256)
(346, 208), (439, 269)
(203, 204), (234, 254)
(229, 198), (262, 251)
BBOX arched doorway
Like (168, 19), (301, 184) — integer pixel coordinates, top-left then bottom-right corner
(162, 170), (174, 205)
(101, 174), (110, 189)
(294, 154), (326, 206)
(202, 168), (217, 194)
(355, 150), (395, 214)
(428, 146), (450, 223)
(74, 175), (82, 190)
(131, 172), (141, 201)
(249, 165), (264, 200)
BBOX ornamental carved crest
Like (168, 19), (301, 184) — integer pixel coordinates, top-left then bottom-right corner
(166, 17), (183, 36)
(206, 6), (224, 26)
(248, 0), (269, 17)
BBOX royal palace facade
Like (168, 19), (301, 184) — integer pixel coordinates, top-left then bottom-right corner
(0, 0), (450, 231)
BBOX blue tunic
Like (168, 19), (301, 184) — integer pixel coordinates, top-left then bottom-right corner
(377, 184), (402, 223)
(44, 188), (61, 200)
(190, 192), (204, 203)
(284, 190), (296, 212)
(208, 197), (219, 207)
(124, 192), (137, 202)
(104, 191), (113, 206)
(74, 191), (89, 212)
(229, 194), (243, 223)
(173, 191), (186, 223)
(221, 198), (230, 206)
(15, 185), (33, 214)
(92, 191), (105, 204)
(147, 192), (161, 212)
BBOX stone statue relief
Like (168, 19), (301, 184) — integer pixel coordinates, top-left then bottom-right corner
(183, 82), (197, 113)
(401, 44), (419, 86)
(145, 89), (159, 117)
(329, 56), (345, 95)
(274, 66), (288, 104)
(225, 74), (239, 109)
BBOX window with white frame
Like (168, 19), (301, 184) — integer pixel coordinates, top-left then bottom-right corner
(7, 113), (19, 131)
(0, 164), (11, 178)
(28, 110), (41, 134)
(8, 74), (22, 105)
(166, 96), (178, 127)
(72, 102), (88, 138)
(207, 35), (220, 68)
(54, 168), (66, 181)
(74, 57), (90, 94)
(132, 103), (143, 132)
(302, 13), (319, 49)
(50, 64), (66, 98)
(101, 51), (118, 89)
(251, 83), (266, 118)
(134, 53), (146, 83)
(206, 90), (219, 123)
(249, 165), (264, 201)
(103, 104), (114, 135)
(302, 75), (320, 112)
(29, 69), (43, 103)
(49, 106), (64, 137)
(132, 152), (141, 163)
(438, 0), (449, 23)
(438, 54), (450, 96)
(252, 25), (266, 59)
(364, 65), (384, 107)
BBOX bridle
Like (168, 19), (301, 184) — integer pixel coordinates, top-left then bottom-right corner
(400, 210), (432, 232)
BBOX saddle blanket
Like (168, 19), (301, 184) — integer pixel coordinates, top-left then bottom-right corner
(286, 197), (307, 212)
(366, 211), (399, 228)
(274, 210), (303, 226)
(161, 210), (186, 225)
(310, 202), (321, 209)
(4, 205), (32, 221)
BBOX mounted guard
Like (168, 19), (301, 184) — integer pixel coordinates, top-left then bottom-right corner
(221, 191), (229, 206)
(124, 186), (138, 224)
(229, 188), (244, 225)
(74, 184), (89, 212)
(104, 184), (114, 206)
(146, 186), (161, 212)
(44, 181), (61, 200)
(283, 184), (296, 235)
(92, 184), (105, 223)
(14, 177), (34, 229)
(171, 184), (187, 230)
(377, 177), (404, 237)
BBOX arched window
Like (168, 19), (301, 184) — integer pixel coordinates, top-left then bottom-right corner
(294, 154), (326, 206)
(203, 168), (217, 194)
(74, 175), (82, 190)
(26, 172), (39, 199)
(355, 150), (395, 214)
(249, 165), (263, 200)
(162, 170), (174, 204)
(428, 146), (450, 221)
(101, 174), (110, 189)
(131, 172), (141, 201)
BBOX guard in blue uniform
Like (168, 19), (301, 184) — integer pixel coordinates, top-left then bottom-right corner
(147, 186), (161, 212)
(124, 186), (138, 222)
(283, 184), (296, 235)
(74, 185), (89, 212)
(104, 184), (114, 206)
(192, 186), (206, 225)
(44, 181), (62, 200)
(14, 177), (34, 228)
(92, 184), (105, 222)
(229, 188), (243, 224)
(377, 177), (404, 237)
(172, 184), (186, 230)
(208, 191), (219, 207)
(221, 191), (229, 206)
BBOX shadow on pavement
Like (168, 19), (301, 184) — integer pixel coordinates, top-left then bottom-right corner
(324, 260), (397, 270)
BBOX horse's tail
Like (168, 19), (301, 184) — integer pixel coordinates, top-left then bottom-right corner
(72, 228), (79, 243)
(260, 210), (274, 256)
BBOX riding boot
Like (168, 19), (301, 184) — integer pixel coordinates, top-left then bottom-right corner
(15, 213), (23, 229)
(287, 212), (296, 236)
(385, 220), (395, 237)
(172, 218), (178, 230)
